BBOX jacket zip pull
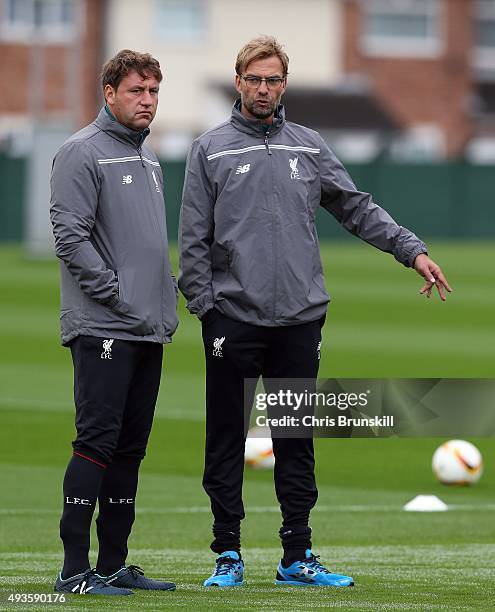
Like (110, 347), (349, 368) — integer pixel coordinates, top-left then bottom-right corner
(264, 132), (272, 155)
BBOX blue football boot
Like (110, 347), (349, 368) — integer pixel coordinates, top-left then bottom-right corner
(203, 551), (244, 587)
(275, 549), (354, 587)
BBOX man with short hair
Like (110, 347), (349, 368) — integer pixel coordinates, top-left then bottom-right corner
(179, 36), (450, 588)
(50, 49), (178, 596)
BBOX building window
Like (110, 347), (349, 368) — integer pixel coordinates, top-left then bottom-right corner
(474, 1), (495, 76)
(475, 0), (495, 48)
(361, 0), (443, 57)
(155, 0), (206, 43)
(1, 0), (75, 42)
(3, 0), (32, 33)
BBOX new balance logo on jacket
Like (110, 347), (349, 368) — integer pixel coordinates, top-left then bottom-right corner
(236, 163), (251, 174)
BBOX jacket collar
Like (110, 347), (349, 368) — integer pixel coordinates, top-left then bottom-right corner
(230, 99), (285, 136)
(93, 106), (150, 148)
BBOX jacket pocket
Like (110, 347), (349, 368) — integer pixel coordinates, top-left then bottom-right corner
(110, 268), (155, 335)
(115, 268), (136, 314)
(161, 273), (179, 337)
(210, 243), (229, 274)
(171, 274), (179, 300)
(116, 270), (123, 302)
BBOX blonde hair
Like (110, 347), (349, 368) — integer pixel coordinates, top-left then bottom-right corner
(235, 36), (289, 76)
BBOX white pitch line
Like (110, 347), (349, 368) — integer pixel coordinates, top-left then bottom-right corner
(448, 503), (495, 511)
(1, 503), (495, 516)
(137, 503), (495, 513)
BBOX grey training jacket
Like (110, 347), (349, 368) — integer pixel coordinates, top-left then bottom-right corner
(50, 107), (178, 346)
(179, 101), (427, 326)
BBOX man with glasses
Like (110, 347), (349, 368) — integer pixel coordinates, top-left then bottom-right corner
(179, 36), (450, 588)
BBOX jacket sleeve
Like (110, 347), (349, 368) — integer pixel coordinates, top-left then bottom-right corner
(318, 137), (427, 267)
(50, 140), (120, 308)
(178, 139), (215, 318)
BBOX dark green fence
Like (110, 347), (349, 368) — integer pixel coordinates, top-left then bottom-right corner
(0, 154), (26, 241)
(163, 160), (495, 240)
(1, 155), (494, 242)
(162, 160), (185, 242)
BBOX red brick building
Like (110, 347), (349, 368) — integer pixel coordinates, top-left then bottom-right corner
(343, 0), (495, 159)
(0, 0), (104, 140)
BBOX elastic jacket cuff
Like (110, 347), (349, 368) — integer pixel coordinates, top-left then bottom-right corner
(408, 246), (428, 268)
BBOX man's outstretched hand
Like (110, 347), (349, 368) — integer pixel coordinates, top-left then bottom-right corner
(414, 254), (452, 301)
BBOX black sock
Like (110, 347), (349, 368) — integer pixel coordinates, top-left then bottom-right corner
(60, 453), (106, 578)
(280, 525), (312, 566)
(95, 456), (140, 576)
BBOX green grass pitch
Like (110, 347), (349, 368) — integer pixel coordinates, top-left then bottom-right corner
(0, 241), (494, 610)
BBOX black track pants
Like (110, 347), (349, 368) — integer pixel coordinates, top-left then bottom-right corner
(70, 336), (163, 465)
(59, 336), (162, 576)
(201, 311), (322, 554)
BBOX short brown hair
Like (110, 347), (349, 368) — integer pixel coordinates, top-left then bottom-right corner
(101, 49), (162, 91)
(235, 36), (289, 76)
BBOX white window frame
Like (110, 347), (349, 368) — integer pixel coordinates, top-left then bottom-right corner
(155, 0), (207, 45)
(1, 0), (34, 39)
(0, 0), (77, 43)
(473, 0), (495, 74)
(360, 0), (444, 58)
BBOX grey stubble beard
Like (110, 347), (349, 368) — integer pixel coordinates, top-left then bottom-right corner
(244, 97), (279, 120)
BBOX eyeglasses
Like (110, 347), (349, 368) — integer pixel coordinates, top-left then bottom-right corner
(240, 75), (285, 90)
